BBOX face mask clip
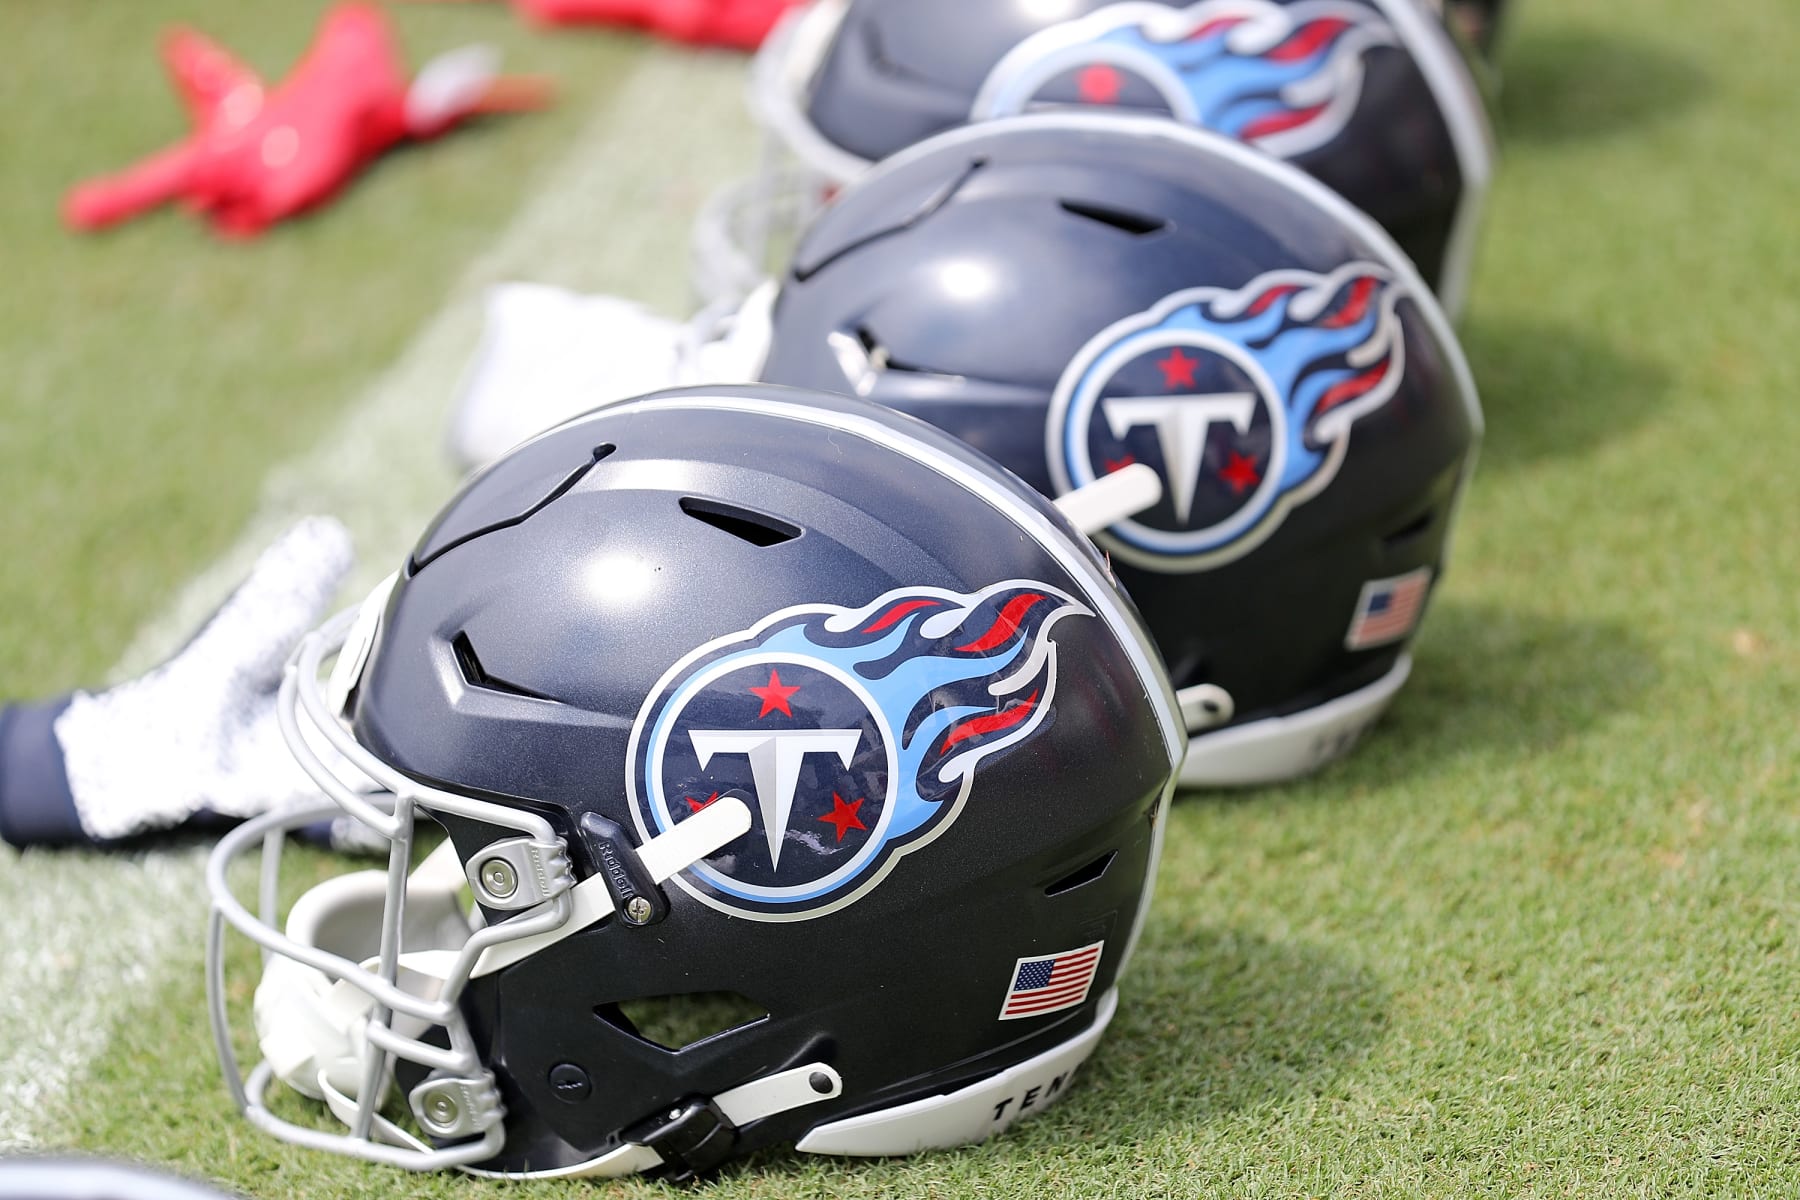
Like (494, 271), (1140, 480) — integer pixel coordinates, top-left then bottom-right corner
(577, 811), (672, 927)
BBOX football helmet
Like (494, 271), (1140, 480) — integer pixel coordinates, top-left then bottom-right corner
(697, 0), (1494, 315)
(207, 386), (1185, 1178)
(749, 113), (1482, 785)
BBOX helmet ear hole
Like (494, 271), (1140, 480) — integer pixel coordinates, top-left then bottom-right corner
(598, 992), (771, 1052)
(1381, 507), (1438, 548)
(1043, 850), (1117, 897)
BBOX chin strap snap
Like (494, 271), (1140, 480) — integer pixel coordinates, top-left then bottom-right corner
(649, 1061), (846, 1180)
(644, 1062), (846, 1180)
(636, 1099), (738, 1182)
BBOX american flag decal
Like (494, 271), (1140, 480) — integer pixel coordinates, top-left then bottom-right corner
(1345, 567), (1434, 650)
(999, 940), (1104, 1020)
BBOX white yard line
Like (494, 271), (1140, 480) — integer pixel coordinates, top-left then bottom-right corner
(0, 49), (755, 1149)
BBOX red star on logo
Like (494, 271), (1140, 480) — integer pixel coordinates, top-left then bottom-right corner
(748, 668), (801, 719)
(1157, 348), (1200, 389)
(1103, 454), (1138, 473)
(685, 791), (721, 813)
(817, 792), (867, 843)
(1076, 64), (1123, 104)
(1219, 451), (1262, 495)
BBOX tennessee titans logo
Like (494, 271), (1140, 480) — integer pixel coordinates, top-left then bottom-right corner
(628, 582), (1090, 921)
(973, 0), (1396, 159)
(1047, 262), (1410, 572)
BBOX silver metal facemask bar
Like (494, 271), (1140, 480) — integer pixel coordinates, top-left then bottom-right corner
(690, 0), (855, 306)
(206, 608), (578, 1171)
(691, 168), (827, 307)
(749, 0), (865, 186)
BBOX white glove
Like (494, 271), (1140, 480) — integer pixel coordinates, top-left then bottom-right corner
(446, 282), (775, 470)
(0, 518), (355, 847)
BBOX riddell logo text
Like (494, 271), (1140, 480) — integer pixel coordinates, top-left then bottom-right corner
(990, 1068), (1076, 1123)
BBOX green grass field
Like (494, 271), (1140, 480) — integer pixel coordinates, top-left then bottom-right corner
(4, 0), (1800, 1196)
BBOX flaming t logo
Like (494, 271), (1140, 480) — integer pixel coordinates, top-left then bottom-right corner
(685, 729), (861, 870)
(1047, 262), (1411, 572)
(973, 0), (1396, 159)
(628, 582), (1090, 920)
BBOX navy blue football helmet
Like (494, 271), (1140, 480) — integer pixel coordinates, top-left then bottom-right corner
(747, 113), (1482, 786)
(207, 386), (1185, 1178)
(697, 0), (1494, 315)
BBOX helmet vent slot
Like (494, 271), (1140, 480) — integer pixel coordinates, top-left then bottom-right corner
(1059, 200), (1168, 237)
(411, 443), (616, 574)
(598, 992), (769, 1051)
(452, 632), (561, 702)
(1044, 850), (1117, 897)
(679, 498), (802, 548)
(792, 157), (987, 281)
(1381, 508), (1436, 548)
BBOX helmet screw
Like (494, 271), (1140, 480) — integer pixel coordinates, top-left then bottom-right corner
(623, 896), (653, 925)
(479, 857), (518, 900)
(808, 1071), (833, 1095)
(425, 1091), (460, 1128)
